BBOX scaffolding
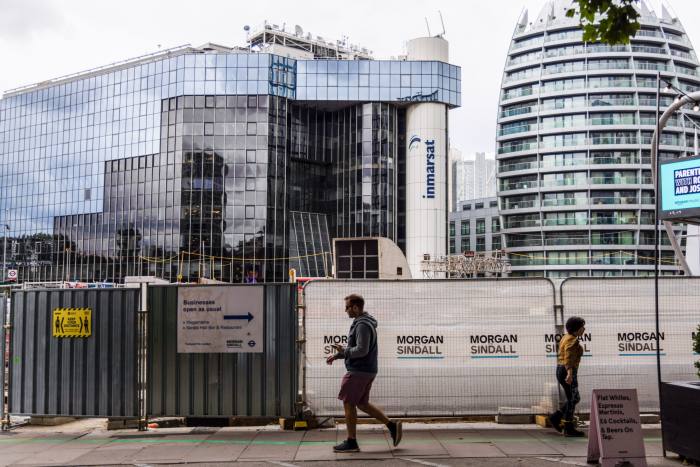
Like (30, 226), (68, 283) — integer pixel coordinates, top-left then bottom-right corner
(420, 250), (512, 278)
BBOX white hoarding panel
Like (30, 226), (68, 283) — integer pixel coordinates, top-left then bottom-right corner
(561, 278), (700, 412)
(305, 279), (556, 416)
(305, 278), (700, 416)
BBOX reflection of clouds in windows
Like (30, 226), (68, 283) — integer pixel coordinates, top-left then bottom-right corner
(1, 50), (459, 281)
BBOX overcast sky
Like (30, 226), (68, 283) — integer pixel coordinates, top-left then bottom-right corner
(1, 0), (698, 156)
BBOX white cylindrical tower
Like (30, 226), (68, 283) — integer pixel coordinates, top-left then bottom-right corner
(405, 37), (449, 277)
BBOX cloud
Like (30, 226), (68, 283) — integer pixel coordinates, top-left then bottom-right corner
(0, 0), (68, 42)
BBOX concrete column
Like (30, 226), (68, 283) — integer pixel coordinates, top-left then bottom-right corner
(405, 36), (449, 277)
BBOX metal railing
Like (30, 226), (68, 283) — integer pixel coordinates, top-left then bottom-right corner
(540, 178), (588, 187)
(499, 161), (538, 172)
(590, 196), (639, 205)
(498, 124), (536, 136)
(589, 176), (639, 184)
(544, 237), (589, 245)
(498, 142), (538, 154)
(500, 105), (537, 118)
(542, 198), (588, 207)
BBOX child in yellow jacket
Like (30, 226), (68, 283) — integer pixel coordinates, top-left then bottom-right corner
(548, 316), (586, 437)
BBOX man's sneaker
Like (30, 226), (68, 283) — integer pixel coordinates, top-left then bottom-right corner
(563, 422), (585, 438)
(548, 412), (563, 433)
(387, 420), (403, 447)
(333, 438), (360, 452)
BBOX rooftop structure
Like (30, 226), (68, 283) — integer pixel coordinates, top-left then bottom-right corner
(247, 21), (373, 60)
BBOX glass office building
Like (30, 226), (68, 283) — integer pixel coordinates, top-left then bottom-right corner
(0, 31), (460, 283)
(497, 0), (700, 277)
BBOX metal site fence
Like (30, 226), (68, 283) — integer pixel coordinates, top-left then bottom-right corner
(0, 284), (296, 424)
(303, 277), (700, 417)
(148, 284), (297, 418)
(303, 279), (560, 416)
(1, 278), (697, 423)
(560, 277), (700, 413)
(7, 289), (140, 417)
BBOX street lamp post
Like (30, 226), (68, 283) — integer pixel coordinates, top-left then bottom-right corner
(2, 223), (8, 282)
(653, 73), (663, 455)
(651, 78), (700, 458)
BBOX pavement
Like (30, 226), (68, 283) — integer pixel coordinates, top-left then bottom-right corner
(0, 418), (686, 466)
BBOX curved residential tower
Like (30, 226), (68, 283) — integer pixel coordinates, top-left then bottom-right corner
(497, 0), (700, 277)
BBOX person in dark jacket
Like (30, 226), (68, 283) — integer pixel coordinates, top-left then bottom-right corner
(326, 293), (403, 452)
(548, 316), (586, 437)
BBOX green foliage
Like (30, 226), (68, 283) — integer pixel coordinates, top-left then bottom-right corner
(566, 0), (641, 45)
(694, 324), (700, 379)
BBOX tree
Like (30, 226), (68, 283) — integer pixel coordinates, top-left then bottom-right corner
(567, 0), (641, 45)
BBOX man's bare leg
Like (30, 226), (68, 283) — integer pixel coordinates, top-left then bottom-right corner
(358, 402), (402, 447)
(357, 402), (390, 424)
(343, 402), (358, 439)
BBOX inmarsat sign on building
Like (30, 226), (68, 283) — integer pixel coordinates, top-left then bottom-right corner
(404, 36), (449, 278)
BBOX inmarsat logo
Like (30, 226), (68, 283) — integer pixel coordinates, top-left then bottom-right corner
(409, 135), (422, 150)
(409, 134), (437, 199)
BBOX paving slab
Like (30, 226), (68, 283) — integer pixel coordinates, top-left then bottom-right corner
(0, 453), (34, 467)
(438, 441), (507, 458)
(333, 432), (394, 460)
(237, 430), (304, 461)
(294, 429), (339, 461)
(183, 443), (250, 463)
(67, 447), (146, 466)
(123, 444), (198, 464)
(13, 447), (96, 465)
(0, 438), (74, 456)
(390, 430), (450, 457)
(480, 429), (563, 456)
(529, 430), (590, 456)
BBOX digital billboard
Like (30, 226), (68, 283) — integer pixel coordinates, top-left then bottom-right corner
(660, 154), (700, 223)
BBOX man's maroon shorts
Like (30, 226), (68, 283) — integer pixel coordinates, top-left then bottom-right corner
(337, 372), (375, 406)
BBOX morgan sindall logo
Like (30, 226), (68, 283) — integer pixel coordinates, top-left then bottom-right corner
(409, 135), (422, 150)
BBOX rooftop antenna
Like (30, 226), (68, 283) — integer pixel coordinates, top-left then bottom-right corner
(438, 10), (446, 37)
(243, 25), (251, 52)
(424, 17), (431, 36)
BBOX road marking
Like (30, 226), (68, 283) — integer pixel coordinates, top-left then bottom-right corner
(397, 457), (450, 467)
(537, 457), (589, 466)
(266, 461), (299, 467)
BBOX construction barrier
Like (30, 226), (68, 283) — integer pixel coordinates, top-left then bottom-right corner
(147, 284), (297, 418)
(2, 278), (698, 423)
(304, 279), (560, 416)
(303, 278), (700, 417)
(560, 277), (700, 413)
(1, 291), (7, 424)
(8, 288), (140, 417)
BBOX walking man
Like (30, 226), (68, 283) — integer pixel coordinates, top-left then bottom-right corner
(326, 293), (402, 452)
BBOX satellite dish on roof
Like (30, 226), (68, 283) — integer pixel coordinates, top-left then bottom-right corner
(295, 25), (303, 36)
(243, 25), (250, 32)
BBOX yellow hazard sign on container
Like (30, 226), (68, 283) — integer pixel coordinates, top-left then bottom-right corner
(52, 308), (92, 337)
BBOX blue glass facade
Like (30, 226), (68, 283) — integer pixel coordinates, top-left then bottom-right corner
(0, 49), (460, 283)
